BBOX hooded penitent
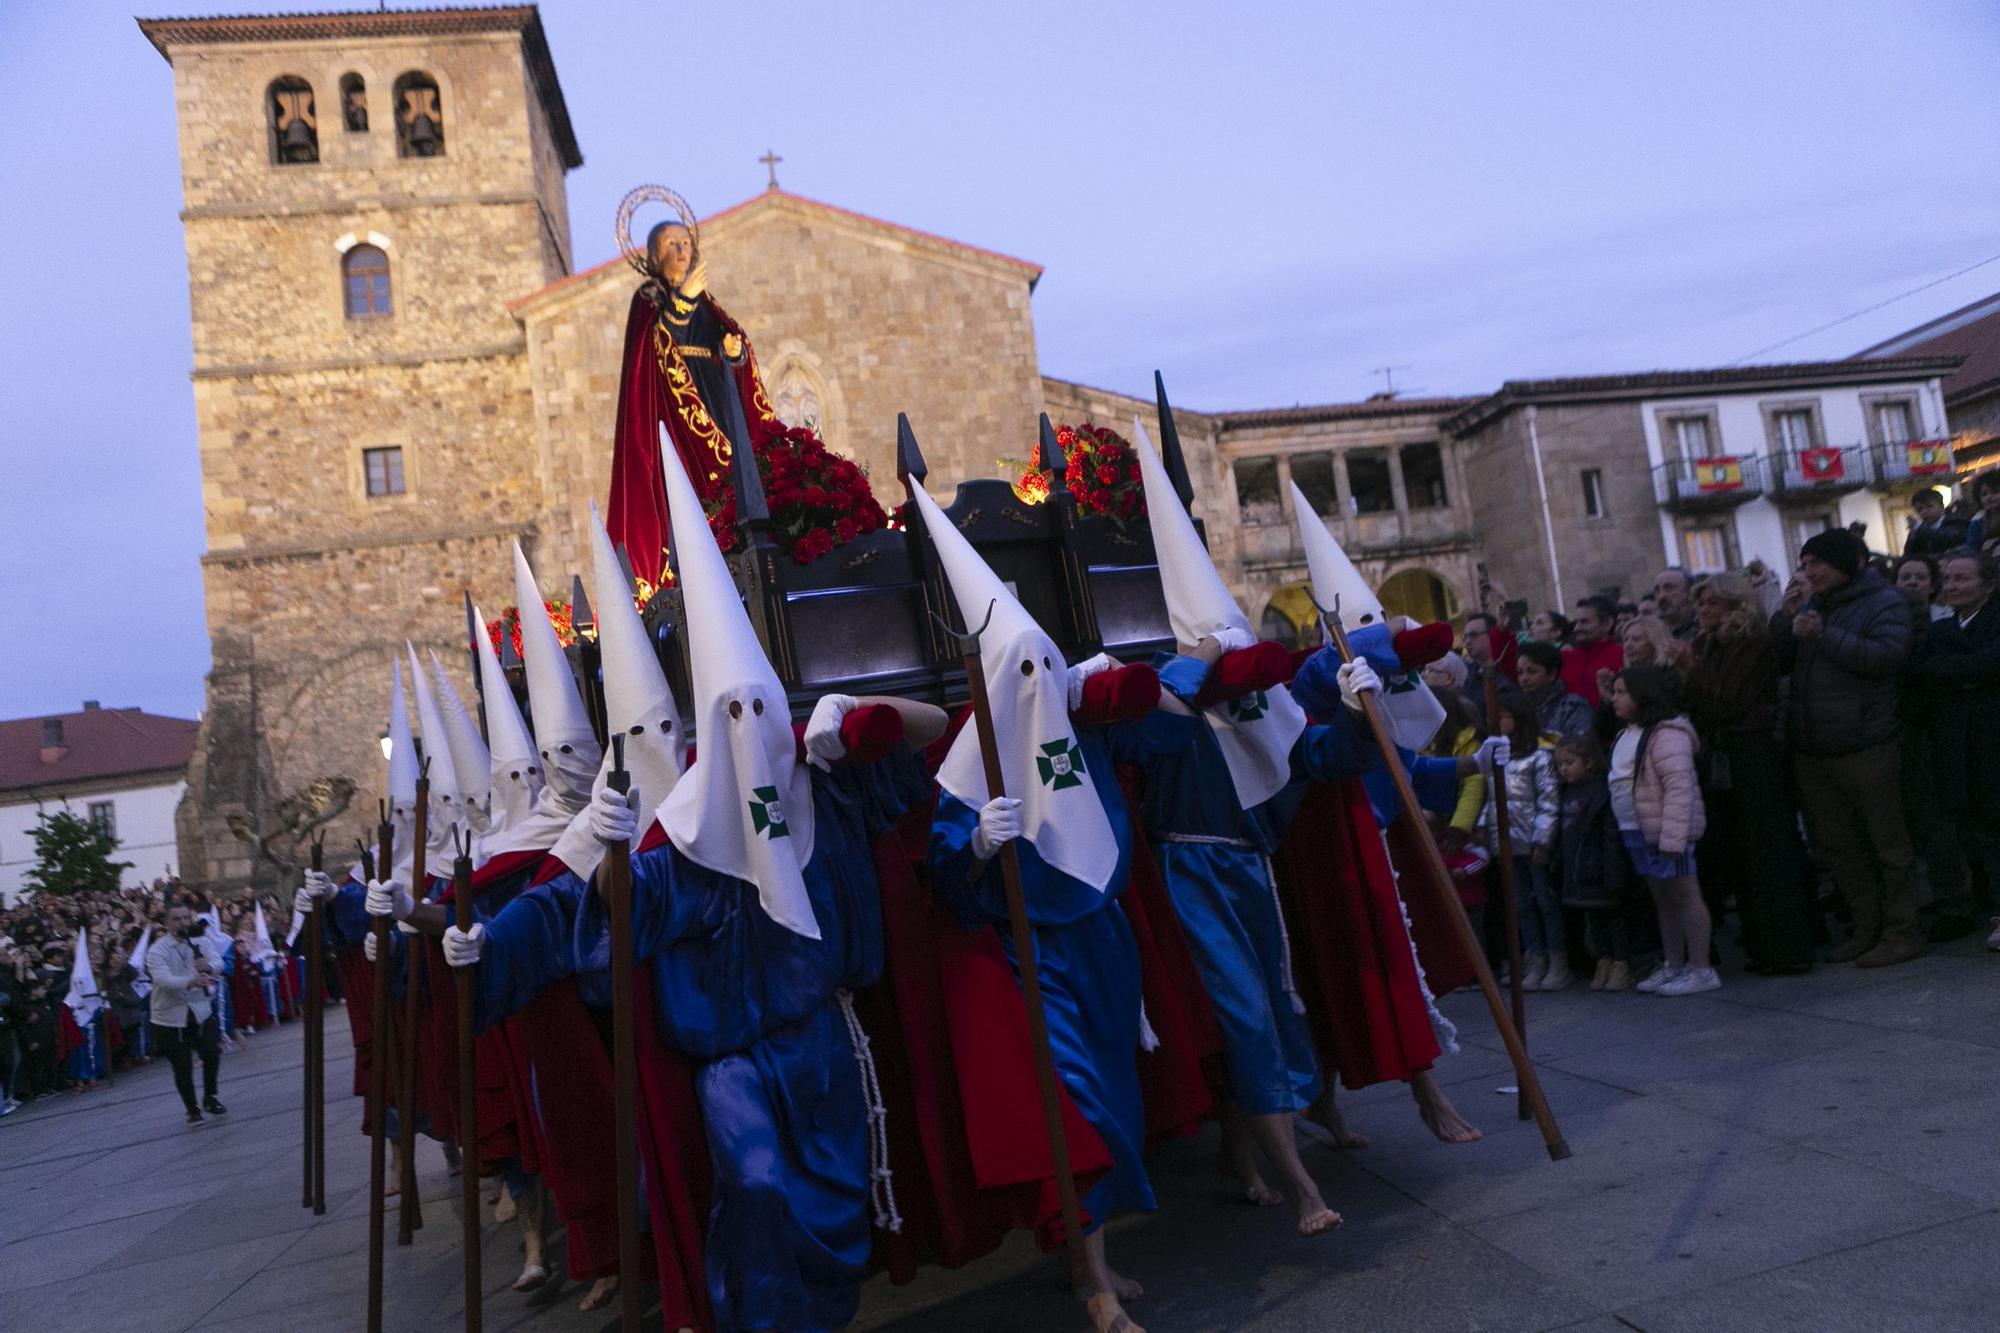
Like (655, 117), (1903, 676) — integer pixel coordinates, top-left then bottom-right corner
(907, 482), (1120, 893)
(469, 601), (541, 838)
(1289, 482), (1446, 751)
(429, 649), (493, 829)
(587, 498), (684, 813)
(1133, 416), (1306, 808)
(251, 901), (279, 965)
(513, 540), (605, 808)
(130, 924), (154, 993)
(655, 424), (819, 939)
(65, 928), (102, 1029)
(406, 641), (462, 854)
(386, 657), (421, 876)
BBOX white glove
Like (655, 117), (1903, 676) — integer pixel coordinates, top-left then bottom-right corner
(363, 933), (378, 964)
(1211, 626), (1255, 654)
(1066, 653), (1120, 710)
(804, 693), (857, 772)
(1337, 660), (1382, 712)
(970, 796), (1023, 861)
(303, 869), (335, 900)
(443, 923), (485, 968)
(587, 785), (639, 846)
(1475, 735), (1511, 778)
(365, 878), (414, 921)
(292, 884), (321, 916)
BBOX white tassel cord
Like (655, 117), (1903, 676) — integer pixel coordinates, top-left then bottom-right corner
(1257, 853), (1308, 1016)
(1377, 831), (1460, 1056)
(1137, 999), (1160, 1052)
(835, 989), (902, 1234)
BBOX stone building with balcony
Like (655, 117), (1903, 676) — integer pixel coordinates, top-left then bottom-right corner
(1042, 379), (1481, 646)
(1862, 290), (2000, 479)
(1444, 358), (1960, 612)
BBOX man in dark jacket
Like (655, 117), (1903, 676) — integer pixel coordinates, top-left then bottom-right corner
(1773, 529), (1920, 966)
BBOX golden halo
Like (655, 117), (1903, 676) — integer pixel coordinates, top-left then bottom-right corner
(615, 184), (699, 277)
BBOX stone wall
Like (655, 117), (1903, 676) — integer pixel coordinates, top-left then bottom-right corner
(1455, 401), (1659, 611)
(160, 20), (574, 890)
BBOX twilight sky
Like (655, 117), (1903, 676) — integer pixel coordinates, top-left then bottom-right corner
(2, 0), (1997, 721)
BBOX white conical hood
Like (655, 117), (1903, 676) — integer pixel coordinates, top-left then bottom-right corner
(130, 925), (154, 993)
(511, 540), (603, 806)
(429, 649), (491, 812)
(1289, 481), (1386, 628)
(589, 499), (684, 812)
(406, 642), (461, 819)
(656, 424), (819, 938)
(470, 602), (540, 838)
(251, 901), (278, 964)
(1134, 418), (1306, 808)
(910, 481), (1119, 892)
(392, 656), (424, 860)
(65, 928), (102, 1028)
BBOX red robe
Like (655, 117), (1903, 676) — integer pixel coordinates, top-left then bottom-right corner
(1273, 780), (1443, 1089)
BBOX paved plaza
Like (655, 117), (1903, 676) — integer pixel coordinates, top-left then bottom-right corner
(2, 937), (1995, 1332)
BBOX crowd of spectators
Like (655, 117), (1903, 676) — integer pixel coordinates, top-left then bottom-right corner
(1448, 484), (1999, 994)
(0, 876), (328, 1113)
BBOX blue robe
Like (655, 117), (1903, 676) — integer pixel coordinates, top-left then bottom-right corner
(1289, 641), (1465, 824)
(472, 754), (925, 1333)
(929, 656), (1205, 1231)
(1137, 653), (1381, 1114)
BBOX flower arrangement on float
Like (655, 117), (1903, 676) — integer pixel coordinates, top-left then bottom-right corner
(1005, 421), (1148, 522)
(694, 422), (890, 565)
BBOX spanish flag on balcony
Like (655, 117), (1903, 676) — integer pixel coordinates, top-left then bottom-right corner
(1905, 440), (1951, 476)
(1695, 456), (1743, 492)
(1800, 447), (1845, 482)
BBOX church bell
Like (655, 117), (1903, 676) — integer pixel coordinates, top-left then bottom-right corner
(280, 118), (318, 163)
(407, 114), (441, 156)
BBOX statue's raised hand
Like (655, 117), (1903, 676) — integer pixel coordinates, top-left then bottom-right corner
(679, 257), (709, 299)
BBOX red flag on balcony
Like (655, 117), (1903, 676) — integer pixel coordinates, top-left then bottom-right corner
(1800, 447), (1844, 482)
(1695, 457), (1743, 492)
(1905, 440), (1951, 476)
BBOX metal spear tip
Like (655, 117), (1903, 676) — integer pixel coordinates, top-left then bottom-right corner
(926, 598), (997, 654)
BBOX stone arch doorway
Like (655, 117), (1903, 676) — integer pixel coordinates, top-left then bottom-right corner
(1379, 567), (1460, 624)
(1259, 581), (1320, 651)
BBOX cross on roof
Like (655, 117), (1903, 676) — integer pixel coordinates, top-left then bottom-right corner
(759, 149), (783, 192)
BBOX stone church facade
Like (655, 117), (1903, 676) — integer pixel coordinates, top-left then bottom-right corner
(142, 5), (1485, 891)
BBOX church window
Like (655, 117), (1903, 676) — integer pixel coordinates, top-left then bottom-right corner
(773, 364), (824, 435)
(268, 76), (319, 165)
(363, 447), (406, 497)
(1233, 457), (1281, 526)
(343, 246), (392, 318)
(340, 73), (368, 132)
(88, 801), (116, 837)
(393, 72), (445, 158)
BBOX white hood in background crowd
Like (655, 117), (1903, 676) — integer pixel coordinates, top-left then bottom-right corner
(470, 600), (541, 840)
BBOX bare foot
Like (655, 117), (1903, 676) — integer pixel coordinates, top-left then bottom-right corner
(1291, 1185), (1343, 1236)
(1102, 1264), (1143, 1302)
(1302, 1096), (1369, 1150)
(577, 1276), (618, 1311)
(383, 1177), (401, 1199)
(1410, 1072), (1482, 1145)
(1087, 1290), (1145, 1333)
(1216, 1136), (1282, 1206)
(511, 1262), (548, 1293)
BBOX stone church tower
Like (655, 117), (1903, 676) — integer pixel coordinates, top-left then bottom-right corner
(140, 7), (582, 888)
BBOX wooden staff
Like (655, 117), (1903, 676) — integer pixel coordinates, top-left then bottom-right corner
(303, 834), (326, 1212)
(1482, 672), (1530, 1121)
(1326, 607), (1570, 1160)
(942, 600), (1089, 1283)
(451, 828), (482, 1333)
(603, 734), (643, 1333)
(397, 753), (431, 1244)
(367, 806), (395, 1333)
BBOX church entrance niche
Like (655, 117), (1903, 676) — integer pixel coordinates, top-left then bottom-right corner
(1379, 567), (1459, 624)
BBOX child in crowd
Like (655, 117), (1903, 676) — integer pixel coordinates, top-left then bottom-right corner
(1549, 732), (1639, 991)
(1482, 692), (1564, 989)
(1607, 666), (1717, 995)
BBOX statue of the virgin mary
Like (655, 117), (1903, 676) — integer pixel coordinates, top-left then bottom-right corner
(605, 186), (780, 586)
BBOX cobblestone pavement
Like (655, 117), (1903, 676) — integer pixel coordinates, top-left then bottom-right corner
(3, 936), (1994, 1331)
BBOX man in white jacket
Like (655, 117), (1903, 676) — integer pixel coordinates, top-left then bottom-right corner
(145, 906), (227, 1125)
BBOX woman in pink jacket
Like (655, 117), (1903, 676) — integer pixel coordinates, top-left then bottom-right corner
(1607, 665), (1715, 995)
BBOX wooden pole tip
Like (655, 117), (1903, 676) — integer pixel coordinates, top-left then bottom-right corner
(1546, 1138), (1573, 1162)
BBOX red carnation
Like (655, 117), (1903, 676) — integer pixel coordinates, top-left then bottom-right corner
(1096, 464), (1119, 486)
(833, 516), (859, 543)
